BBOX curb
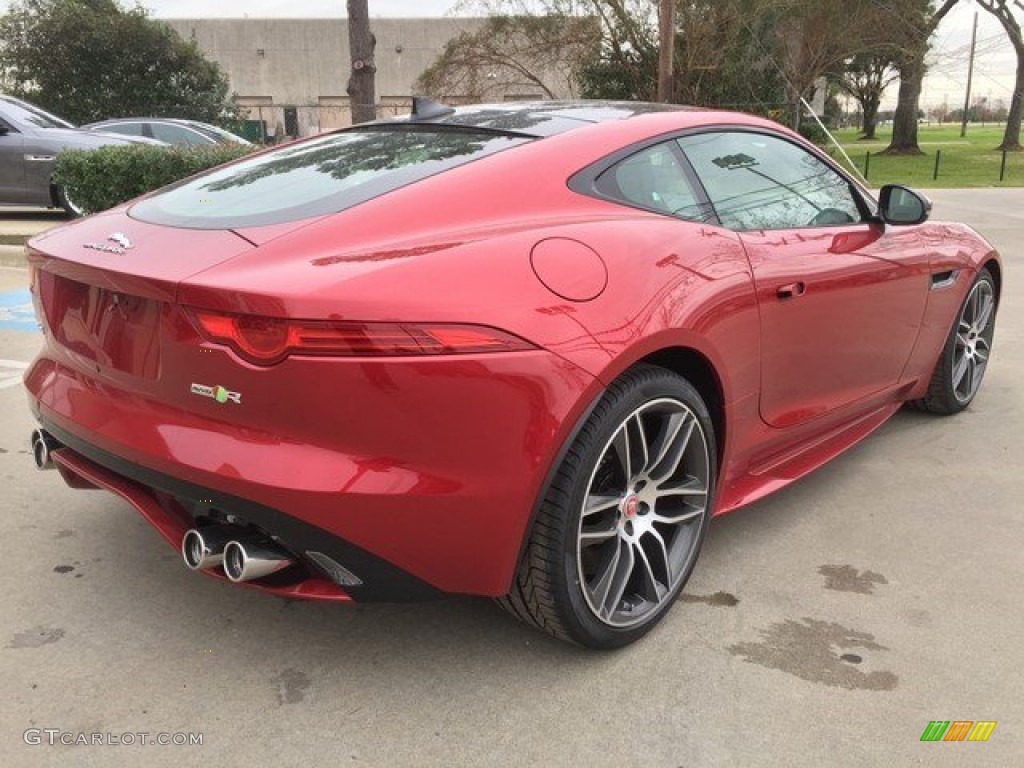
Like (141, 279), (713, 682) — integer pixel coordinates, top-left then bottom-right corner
(0, 245), (27, 268)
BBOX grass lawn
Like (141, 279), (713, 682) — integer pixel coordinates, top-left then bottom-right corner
(824, 124), (1023, 188)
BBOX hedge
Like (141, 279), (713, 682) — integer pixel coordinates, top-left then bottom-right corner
(53, 143), (255, 215)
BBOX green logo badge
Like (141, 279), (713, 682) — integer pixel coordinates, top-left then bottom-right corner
(190, 383), (241, 405)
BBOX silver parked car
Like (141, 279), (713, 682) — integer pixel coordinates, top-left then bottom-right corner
(83, 118), (251, 147)
(0, 94), (164, 216)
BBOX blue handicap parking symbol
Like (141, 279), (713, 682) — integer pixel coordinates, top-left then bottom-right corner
(0, 289), (38, 332)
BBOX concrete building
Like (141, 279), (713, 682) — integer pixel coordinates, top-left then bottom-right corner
(165, 18), (567, 139)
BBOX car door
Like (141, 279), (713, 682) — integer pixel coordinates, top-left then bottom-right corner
(0, 116), (28, 204)
(678, 130), (930, 429)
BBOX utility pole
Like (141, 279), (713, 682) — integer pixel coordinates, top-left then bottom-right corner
(961, 10), (979, 138)
(657, 0), (676, 103)
(347, 0), (376, 124)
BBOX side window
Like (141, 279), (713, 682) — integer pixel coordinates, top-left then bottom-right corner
(101, 123), (143, 136)
(677, 132), (862, 231)
(150, 123), (208, 146)
(595, 142), (709, 222)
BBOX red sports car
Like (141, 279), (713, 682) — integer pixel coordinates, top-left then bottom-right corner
(25, 101), (1000, 648)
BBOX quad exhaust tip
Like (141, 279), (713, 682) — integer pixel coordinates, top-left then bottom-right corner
(30, 428), (60, 470)
(222, 539), (293, 582)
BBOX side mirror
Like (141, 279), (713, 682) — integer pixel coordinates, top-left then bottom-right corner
(878, 184), (931, 226)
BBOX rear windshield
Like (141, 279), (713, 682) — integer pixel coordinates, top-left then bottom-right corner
(130, 127), (530, 229)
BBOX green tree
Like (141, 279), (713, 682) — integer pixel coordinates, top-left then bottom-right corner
(579, 0), (882, 131)
(838, 53), (900, 139)
(577, 0), (659, 101)
(0, 0), (236, 125)
(671, 1), (784, 112)
(880, 0), (959, 156)
(977, 0), (1023, 151)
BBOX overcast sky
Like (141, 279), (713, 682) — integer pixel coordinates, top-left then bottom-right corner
(0, 0), (1016, 110)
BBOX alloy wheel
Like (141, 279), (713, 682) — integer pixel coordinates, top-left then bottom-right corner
(576, 398), (710, 628)
(953, 278), (995, 404)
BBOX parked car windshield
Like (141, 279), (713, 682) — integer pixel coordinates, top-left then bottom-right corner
(0, 96), (75, 129)
(130, 126), (531, 229)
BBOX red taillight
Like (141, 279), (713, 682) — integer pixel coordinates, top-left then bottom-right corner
(187, 309), (535, 365)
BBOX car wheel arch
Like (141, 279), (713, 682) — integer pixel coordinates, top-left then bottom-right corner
(983, 257), (1002, 307)
(636, 347), (726, 468)
(507, 343), (728, 592)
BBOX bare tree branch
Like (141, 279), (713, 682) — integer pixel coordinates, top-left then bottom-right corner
(976, 0), (1024, 150)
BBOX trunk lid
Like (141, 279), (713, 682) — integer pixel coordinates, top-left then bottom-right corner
(29, 208), (255, 302)
(28, 209), (255, 380)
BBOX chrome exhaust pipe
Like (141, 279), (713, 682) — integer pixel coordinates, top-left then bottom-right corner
(30, 428), (60, 470)
(222, 539), (293, 582)
(181, 526), (235, 571)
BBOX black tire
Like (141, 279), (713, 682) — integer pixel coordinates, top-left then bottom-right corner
(55, 185), (84, 218)
(499, 364), (717, 649)
(910, 268), (996, 415)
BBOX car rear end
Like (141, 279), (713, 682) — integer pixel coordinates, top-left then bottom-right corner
(23, 121), (601, 601)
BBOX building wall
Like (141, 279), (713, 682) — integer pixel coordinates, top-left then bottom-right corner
(164, 18), (565, 138)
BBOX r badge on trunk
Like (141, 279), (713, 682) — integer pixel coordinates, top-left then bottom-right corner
(190, 383), (242, 405)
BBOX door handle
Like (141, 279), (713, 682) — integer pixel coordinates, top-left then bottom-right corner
(776, 281), (806, 300)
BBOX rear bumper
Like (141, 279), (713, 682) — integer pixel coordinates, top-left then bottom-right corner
(48, 438), (357, 602)
(26, 349), (598, 598)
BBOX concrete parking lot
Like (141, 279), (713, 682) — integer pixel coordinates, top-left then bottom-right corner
(1, 190), (1021, 767)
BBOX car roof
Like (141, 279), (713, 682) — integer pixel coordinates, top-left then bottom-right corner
(86, 118), (199, 126)
(386, 100), (704, 138)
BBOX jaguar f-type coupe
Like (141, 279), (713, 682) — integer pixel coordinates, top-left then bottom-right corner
(25, 100), (1000, 648)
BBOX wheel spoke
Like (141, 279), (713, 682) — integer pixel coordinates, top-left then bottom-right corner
(580, 520), (618, 544)
(611, 426), (631, 484)
(634, 542), (663, 604)
(645, 528), (673, 587)
(646, 412), (686, 476)
(965, 357), (976, 396)
(589, 538), (622, 613)
(952, 352), (970, 389)
(652, 506), (703, 525)
(656, 476), (707, 500)
(600, 539), (634, 619)
(583, 494), (621, 518)
(975, 293), (994, 333)
(649, 415), (695, 483)
(974, 357), (988, 385)
(627, 414), (649, 477)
